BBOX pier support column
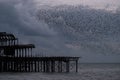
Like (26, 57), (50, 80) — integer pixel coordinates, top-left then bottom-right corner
(51, 61), (55, 72)
(66, 61), (70, 72)
(37, 61), (40, 72)
(43, 61), (46, 72)
(28, 60), (31, 72)
(35, 60), (37, 72)
(30, 48), (32, 57)
(0, 59), (2, 72)
(25, 49), (27, 57)
(40, 61), (43, 72)
(58, 61), (62, 72)
(76, 60), (78, 72)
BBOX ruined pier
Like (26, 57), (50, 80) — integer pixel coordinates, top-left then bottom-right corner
(0, 32), (79, 73)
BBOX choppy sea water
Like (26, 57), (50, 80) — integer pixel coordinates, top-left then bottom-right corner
(0, 63), (120, 80)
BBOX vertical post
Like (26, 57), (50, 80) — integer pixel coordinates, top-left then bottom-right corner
(0, 57), (1, 72)
(31, 48), (32, 57)
(19, 49), (21, 57)
(24, 59), (27, 72)
(13, 58), (14, 71)
(43, 60), (46, 72)
(27, 48), (29, 57)
(0, 57), (3, 72)
(10, 59), (13, 71)
(35, 60), (37, 72)
(31, 60), (33, 72)
(22, 48), (23, 57)
(4, 57), (6, 72)
(46, 61), (50, 72)
(51, 61), (55, 72)
(14, 58), (17, 72)
(66, 61), (70, 72)
(17, 49), (18, 57)
(38, 61), (40, 72)
(76, 60), (78, 72)
(27, 60), (28, 72)
(14, 39), (15, 45)
(19, 49), (22, 72)
(41, 61), (43, 72)
(25, 48), (26, 57)
(28, 60), (30, 72)
(6, 58), (8, 72)
(8, 40), (10, 46)
(58, 61), (62, 72)
(60, 61), (62, 72)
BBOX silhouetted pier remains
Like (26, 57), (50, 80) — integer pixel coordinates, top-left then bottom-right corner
(0, 32), (79, 73)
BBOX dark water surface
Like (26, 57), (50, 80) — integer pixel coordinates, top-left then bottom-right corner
(0, 63), (120, 80)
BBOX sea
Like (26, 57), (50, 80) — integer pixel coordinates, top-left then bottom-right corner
(0, 63), (120, 80)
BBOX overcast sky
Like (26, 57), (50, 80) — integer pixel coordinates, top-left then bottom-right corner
(0, 0), (120, 63)
(1, 0), (120, 9)
(34, 0), (120, 10)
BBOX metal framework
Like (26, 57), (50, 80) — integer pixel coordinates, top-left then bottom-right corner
(0, 32), (79, 72)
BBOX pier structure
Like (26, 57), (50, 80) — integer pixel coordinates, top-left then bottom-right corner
(0, 32), (79, 72)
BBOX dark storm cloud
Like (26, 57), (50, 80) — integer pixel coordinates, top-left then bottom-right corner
(0, 0), (73, 56)
(0, 1), (57, 36)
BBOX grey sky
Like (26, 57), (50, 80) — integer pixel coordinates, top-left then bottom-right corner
(0, 0), (120, 63)
(34, 0), (120, 10)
